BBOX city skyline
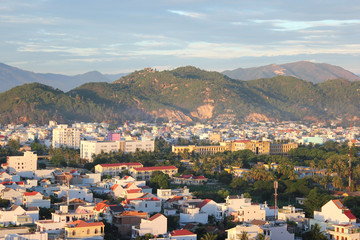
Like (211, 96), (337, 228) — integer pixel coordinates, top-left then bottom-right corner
(1, 0), (360, 75)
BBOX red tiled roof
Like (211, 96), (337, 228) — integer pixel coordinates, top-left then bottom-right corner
(171, 229), (195, 236)
(197, 199), (212, 209)
(133, 166), (177, 171)
(66, 220), (104, 228)
(24, 191), (40, 196)
(95, 200), (109, 211)
(148, 213), (164, 221)
(99, 162), (143, 167)
(125, 183), (133, 188)
(110, 184), (119, 190)
(168, 196), (183, 202)
(344, 210), (357, 220)
(126, 189), (142, 194)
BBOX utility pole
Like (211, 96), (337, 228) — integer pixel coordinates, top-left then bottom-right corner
(349, 124), (352, 194)
(274, 180), (278, 221)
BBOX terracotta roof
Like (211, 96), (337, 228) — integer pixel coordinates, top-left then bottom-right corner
(197, 199), (212, 209)
(171, 229), (195, 236)
(24, 191), (40, 196)
(126, 189), (142, 194)
(344, 210), (357, 220)
(168, 196), (183, 202)
(66, 220), (104, 228)
(110, 184), (119, 190)
(120, 211), (148, 217)
(148, 213), (164, 221)
(125, 183), (133, 188)
(250, 219), (267, 226)
(95, 200), (109, 211)
(99, 162), (143, 167)
(134, 166), (177, 171)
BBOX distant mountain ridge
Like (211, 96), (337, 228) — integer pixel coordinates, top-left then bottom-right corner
(1, 66), (360, 125)
(222, 61), (360, 83)
(0, 63), (127, 93)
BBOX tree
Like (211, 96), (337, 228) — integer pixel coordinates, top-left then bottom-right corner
(149, 171), (170, 189)
(302, 223), (327, 240)
(238, 231), (249, 240)
(200, 232), (217, 240)
(256, 233), (265, 240)
(8, 139), (20, 151)
(303, 188), (331, 218)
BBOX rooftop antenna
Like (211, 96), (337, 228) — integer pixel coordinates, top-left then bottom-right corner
(274, 180), (278, 221)
(349, 124), (353, 194)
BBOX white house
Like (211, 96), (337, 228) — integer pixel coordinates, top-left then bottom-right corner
(56, 186), (93, 202)
(169, 229), (197, 240)
(0, 205), (39, 226)
(157, 187), (192, 201)
(23, 191), (50, 208)
(132, 213), (167, 238)
(123, 194), (161, 214)
(313, 200), (356, 224)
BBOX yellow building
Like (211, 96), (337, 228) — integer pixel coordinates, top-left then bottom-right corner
(172, 140), (271, 155)
(270, 143), (298, 155)
(130, 166), (178, 180)
(94, 162), (143, 176)
(65, 220), (104, 239)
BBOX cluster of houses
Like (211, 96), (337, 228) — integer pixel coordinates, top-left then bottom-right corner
(0, 155), (359, 240)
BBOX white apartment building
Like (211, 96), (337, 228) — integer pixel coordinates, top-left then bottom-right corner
(5, 151), (37, 174)
(124, 139), (154, 153)
(52, 125), (81, 149)
(80, 140), (122, 162)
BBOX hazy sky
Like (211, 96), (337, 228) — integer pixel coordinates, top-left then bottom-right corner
(1, 0), (360, 75)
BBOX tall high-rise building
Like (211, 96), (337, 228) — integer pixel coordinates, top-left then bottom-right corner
(52, 124), (81, 149)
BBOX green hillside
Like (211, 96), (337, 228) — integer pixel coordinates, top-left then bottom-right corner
(0, 67), (360, 125)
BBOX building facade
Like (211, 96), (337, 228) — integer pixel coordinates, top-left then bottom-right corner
(52, 125), (81, 149)
(130, 166), (178, 181)
(95, 163), (143, 176)
(6, 151), (37, 174)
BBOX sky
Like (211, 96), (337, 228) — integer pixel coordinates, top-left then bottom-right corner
(1, 0), (360, 75)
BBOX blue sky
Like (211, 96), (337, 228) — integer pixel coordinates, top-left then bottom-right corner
(1, 0), (360, 75)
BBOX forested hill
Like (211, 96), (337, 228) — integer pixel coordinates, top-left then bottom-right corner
(1, 66), (360, 125)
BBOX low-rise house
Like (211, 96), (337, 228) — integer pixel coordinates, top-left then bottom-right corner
(169, 229), (197, 240)
(328, 223), (360, 240)
(65, 220), (104, 239)
(23, 191), (50, 208)
(113, 211), (148, 238)
(95, 163), (143, 176)
(130, 166), (178, 181)
(0, 187), (24, 205)
(173, 174), (207, 185)
(277, 205), (305, 221)
(122, 194), (161, 214)
(311, 199), (357, 231)
(0, 205), (39, 226)
(56, 186), (93, 202)
(157, 187), (192, 201)
(132, 213), (167, 238)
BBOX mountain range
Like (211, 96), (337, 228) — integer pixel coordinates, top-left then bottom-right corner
(223, 61), (360, 83)
(1, 66), (360, 125)
(0, 63), (127, 93)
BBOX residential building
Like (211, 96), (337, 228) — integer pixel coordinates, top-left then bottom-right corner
(269, 142), (298, 155)
(23, 191), (50, 208)
(80, 140), (123, 162)
(130, 166), (178, 181)
(313, 200), (357, 225)
(173, 174), (207, 185)
(5, 151), (37, 174)
(95, 163), (143, 176)
(157, 187), (191, 201)
(124, 139), (155, 153)
(123, 195), (161, 214)
(328, 223), (360, 240)
(52, 125), (81, 149)
(113, 211), (148, 238)
(64, 220), (104, 239)
(132, 213), (167, 238)
(169, 229), (197, 240)
(0, 205), (39, 226)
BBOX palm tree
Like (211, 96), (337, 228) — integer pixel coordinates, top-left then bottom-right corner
(302, 223), (327, 240)
(256, 233), (265, 240)
(200, 233), (217, 240)
(237, 231), (249, 240)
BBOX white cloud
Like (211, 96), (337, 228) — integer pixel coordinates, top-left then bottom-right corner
(168, 9), (206, 19)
